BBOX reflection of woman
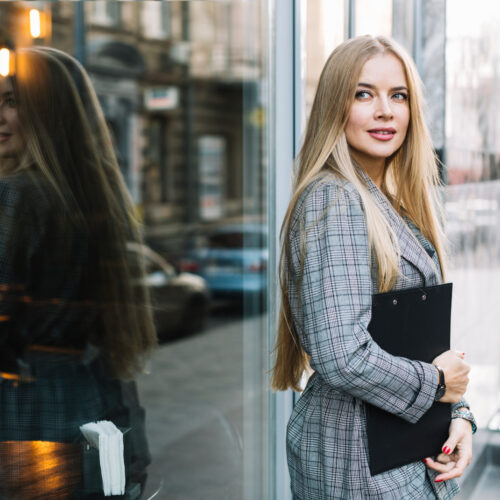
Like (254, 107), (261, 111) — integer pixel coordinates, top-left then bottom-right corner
(0, 47), (156, 490)
(272, 36), (475, 499)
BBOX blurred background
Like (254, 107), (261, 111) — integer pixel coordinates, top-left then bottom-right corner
(0, 1), (499, 499)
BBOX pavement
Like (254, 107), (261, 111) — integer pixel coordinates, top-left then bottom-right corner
(137, 310), (265, 499)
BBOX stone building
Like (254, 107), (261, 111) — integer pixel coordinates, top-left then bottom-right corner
(1, 1), (265, 257)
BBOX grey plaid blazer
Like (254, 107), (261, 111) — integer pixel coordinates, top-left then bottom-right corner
(286, 170), (463, 500)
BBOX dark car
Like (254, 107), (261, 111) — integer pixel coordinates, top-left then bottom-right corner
(127, 243), (210, 341)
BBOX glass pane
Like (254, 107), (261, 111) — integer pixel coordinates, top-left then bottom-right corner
(0, 1), (271, 498)
(355, 0), (393, 37)
(304, 0), (409, 118)
(304, 0), (345, 115)
(446, 0), (500, 430)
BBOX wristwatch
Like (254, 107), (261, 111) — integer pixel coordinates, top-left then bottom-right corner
(434, 365), (446, 401)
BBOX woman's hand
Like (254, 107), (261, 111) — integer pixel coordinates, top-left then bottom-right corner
(423, 418), (473, 482)
(432, 350), (470, 403)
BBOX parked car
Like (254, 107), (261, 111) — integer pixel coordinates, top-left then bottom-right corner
(127, 243), (210, 342)
(180, 224), (268, 297)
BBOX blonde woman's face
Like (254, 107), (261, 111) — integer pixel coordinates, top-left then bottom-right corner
(345, 53), (410, 175)
(0, 78), (23, 158)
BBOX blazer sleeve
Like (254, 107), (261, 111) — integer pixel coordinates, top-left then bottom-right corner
(290, 180), (438, 424)
(0, 178), (43, 351)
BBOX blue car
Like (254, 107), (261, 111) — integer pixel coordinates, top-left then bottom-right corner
(180, 224), (268, 296)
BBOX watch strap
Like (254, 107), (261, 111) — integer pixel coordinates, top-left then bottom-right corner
(434, 364), (446, 401)
(435, 365), (445, 386)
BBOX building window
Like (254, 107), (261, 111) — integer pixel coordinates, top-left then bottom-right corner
(144, 117), (169, 204)
(198, 135), (226, 221)
(89, 0), (121, 27)
(141, 1), (171, 40)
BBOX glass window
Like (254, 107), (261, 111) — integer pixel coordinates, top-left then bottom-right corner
(445, 0), (500, 430)
(138, 3), (271, 496)
(304, 0), (345, 114)
(355, 0), (393, 37)
(0, 1), (272, 498)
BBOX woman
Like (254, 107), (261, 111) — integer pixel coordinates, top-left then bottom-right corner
(0, 47), (157, 494)
(272, 35), (475, 499)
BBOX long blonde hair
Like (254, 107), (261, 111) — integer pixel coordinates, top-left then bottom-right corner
(272, 35), (447, 391)
(5, 47), (157, 379)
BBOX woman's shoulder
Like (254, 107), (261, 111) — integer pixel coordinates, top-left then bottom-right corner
(0, 172), (51, 208)
(294, 172), (363, 219)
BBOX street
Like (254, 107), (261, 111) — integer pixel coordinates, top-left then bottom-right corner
(137, 307), (266, 500)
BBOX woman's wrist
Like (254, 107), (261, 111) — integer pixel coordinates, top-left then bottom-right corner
(451, 407), (477, 434)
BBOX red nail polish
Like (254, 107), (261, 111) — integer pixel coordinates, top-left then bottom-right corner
(435, 479), (443, 483)
(443, 446), (450, 454)
(422, 459), (428, 463)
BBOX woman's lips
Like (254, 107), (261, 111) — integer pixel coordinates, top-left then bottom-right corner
(0, 133), (11, 143)
(368, 129), (396, 141)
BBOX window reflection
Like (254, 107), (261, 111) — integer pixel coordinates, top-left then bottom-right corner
(445, 0), (500, 428)
(0, 1), (269, 498)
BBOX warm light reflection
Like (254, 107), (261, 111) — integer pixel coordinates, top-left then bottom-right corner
(0, 372), (35, 383)
(0, 441), (82, 497)
(0, 48), (10, 77)
(30, 9), (41, 38)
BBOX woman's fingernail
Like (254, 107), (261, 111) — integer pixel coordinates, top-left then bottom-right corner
(422, 458), (428, 463)
(443, 446), (450, 454)
(435, 479), (443, 483)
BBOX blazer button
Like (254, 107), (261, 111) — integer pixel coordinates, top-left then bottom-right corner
(392, 299), (398, 305)
(422, 294), (427, 301)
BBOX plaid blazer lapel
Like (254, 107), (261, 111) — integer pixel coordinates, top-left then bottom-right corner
(403, 216), (443, 282)
(356, 167), (441, 286)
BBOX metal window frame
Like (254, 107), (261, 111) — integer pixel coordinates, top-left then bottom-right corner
(268, 1), (303, 498)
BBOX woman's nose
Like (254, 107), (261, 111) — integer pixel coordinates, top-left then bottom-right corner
(375, 98), (393, 119)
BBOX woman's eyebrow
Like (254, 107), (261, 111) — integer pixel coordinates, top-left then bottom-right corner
(357, 82), (408, 92)
(357, 82), (376, 89)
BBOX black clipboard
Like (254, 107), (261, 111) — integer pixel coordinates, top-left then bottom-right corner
(366, 283), (452, 475)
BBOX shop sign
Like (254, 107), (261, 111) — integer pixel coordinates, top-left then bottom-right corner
(144, 87), (179, 111)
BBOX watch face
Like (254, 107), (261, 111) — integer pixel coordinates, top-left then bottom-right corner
(435, 386), (446, 401)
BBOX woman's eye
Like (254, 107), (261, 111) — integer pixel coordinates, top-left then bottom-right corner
(355, 90), (371, 99)
(5, 97), (16, 107)
(392, 92), (408, 101)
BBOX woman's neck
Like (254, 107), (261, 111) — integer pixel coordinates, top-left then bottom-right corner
(349, 155), (385, 189)
(349, 151), (385, 188)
